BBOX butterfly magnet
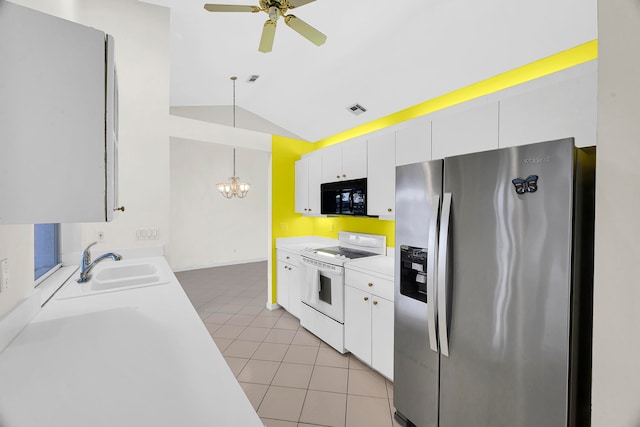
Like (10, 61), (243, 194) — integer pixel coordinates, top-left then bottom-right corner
(512, 175), (539, 195)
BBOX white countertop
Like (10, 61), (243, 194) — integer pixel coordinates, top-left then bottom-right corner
(345, 254), (395, 279)
(0, 256), (263, 427)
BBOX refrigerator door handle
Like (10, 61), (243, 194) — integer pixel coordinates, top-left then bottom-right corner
(427, 195), (440, 353)
(437, 193), (452, 357)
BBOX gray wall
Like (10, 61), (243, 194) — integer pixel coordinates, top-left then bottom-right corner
(592, 1), (640, 425)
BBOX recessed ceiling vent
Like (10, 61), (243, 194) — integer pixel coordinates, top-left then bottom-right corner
(247, 75), (260, 82)
(347, 103), (367, 115)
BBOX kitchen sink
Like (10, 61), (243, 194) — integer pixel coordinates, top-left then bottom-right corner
(90, 263), (163, 291)
(57, 257), (170, 299)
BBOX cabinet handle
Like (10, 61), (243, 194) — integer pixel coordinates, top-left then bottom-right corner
(336, 175), (340, 179)
(373, 300), (378, 306)
(286, 256), (290, 259)
(387, 208), (392, 212)
(342, 174), (346, 177)
(368, 282), (373, 287)
(364, 297), (369, 301)
(114, 206), (125, 212)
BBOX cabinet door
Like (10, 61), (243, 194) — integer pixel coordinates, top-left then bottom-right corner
(431, 101), (499, 160)
(396, 117), (431, 166)
(342, 137), (368, 180)
(371, 296), (394, 380)
(0, 3), (111, 224)
(288, 264), (301, 318)
(344, 285), (372, 365)
(276, 261), (289, 310)
(499, 62), (597, 149)
(321, 146), (343, 183)
(367, 133), (396, 218)
(295, 158), (309, 214)
(307, 154), (322, 214)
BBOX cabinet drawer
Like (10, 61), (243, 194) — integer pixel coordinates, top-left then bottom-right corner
(345, 269), (394, 301)
(277, 250), (300, 265)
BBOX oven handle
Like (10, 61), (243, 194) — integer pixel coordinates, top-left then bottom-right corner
(300, 256), (344, 276)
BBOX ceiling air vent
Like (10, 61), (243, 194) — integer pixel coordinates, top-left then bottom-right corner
(247, 75), (260, 83)
(347, 103), (367, 115)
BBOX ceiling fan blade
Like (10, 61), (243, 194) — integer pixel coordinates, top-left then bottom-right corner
(284, 15), (326, 46)
(259, 19), (277, 53)
(287, 0), (316, 9)
(203, 4), (260, 13)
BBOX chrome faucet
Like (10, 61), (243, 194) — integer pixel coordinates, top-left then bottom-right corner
(77, 241), (122, 283)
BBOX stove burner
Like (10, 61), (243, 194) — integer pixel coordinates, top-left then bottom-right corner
(313, 246), (379, 260)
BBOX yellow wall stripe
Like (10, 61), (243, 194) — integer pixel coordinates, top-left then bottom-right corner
(315, 40), (598, 149)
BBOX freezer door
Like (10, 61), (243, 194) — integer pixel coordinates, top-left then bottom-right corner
(394, 160), (442, 427)
(439, 139), (575, 427)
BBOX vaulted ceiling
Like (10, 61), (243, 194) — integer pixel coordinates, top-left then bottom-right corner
(141, 0), (597, 142)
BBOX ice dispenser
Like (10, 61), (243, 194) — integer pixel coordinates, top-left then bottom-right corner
(400, 245), (428, 302)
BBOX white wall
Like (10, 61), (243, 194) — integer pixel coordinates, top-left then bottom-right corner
(169, 138), (269, 271)
(0, 0), (171, 317)
(170, 105), (304, 141)
(591, 1), (640, 426)
(0, 226), (33, 317)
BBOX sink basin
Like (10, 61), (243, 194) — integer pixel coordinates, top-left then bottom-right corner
(90, 263), (163, 291)
(57, 257), (171, 299)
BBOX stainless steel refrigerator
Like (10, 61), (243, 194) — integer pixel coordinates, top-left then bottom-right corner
(393, 138), (595, 427)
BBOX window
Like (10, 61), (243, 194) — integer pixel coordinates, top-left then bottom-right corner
(34, 223), (60, 282)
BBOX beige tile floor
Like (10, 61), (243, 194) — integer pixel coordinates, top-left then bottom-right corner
(176, 261), (402, 427)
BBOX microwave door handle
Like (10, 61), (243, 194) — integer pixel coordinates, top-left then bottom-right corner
(349, 191), (353, 212)
(437, 193), (452, 357)
(427, 195), (440, 353)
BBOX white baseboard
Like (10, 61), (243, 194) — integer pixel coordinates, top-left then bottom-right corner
(265, 302), (280, 311)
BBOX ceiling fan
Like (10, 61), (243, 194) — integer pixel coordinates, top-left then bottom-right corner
(203, 0), (327, 53)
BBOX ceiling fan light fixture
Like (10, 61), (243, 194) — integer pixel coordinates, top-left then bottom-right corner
(268, 5), (280, 21)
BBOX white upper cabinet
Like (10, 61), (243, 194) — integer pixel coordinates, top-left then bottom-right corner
(396, 117), (432, 166)
(367, 132), (396, 219)
(321, 137), (368, 183)
(342, 137), (368, 180)
(431, 101), (499, 160)
(295, 159), (309, 214)
(295, 153), (321, 215)
(321, 145), (343, 183)
(0, 3), (119, 224)
(499, 61), (597, 148)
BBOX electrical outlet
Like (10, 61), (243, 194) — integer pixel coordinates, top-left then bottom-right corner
(136, 227), (160, 240)
(0, 258), (8, 294)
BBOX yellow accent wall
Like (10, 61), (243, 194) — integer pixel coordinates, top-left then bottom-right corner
(271, 40), (598, 303)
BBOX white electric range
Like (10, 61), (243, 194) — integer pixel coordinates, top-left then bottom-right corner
(299, 231), (386, 353)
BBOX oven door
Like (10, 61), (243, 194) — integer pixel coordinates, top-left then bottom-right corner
(300, 256), (345, 323)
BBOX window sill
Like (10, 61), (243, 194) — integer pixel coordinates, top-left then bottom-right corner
(36, 265), (78, 306)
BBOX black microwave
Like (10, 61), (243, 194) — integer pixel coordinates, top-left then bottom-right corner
(320, 178), (369, 216)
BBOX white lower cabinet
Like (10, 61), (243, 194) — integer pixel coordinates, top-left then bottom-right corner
(344, 270), (394, 380)
(345, 286), (373, 363)
(370, 296), (394, 379)
(276, 250), (301, 318)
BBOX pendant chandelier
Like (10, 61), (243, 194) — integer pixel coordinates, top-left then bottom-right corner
(216, 76), (250, 199)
